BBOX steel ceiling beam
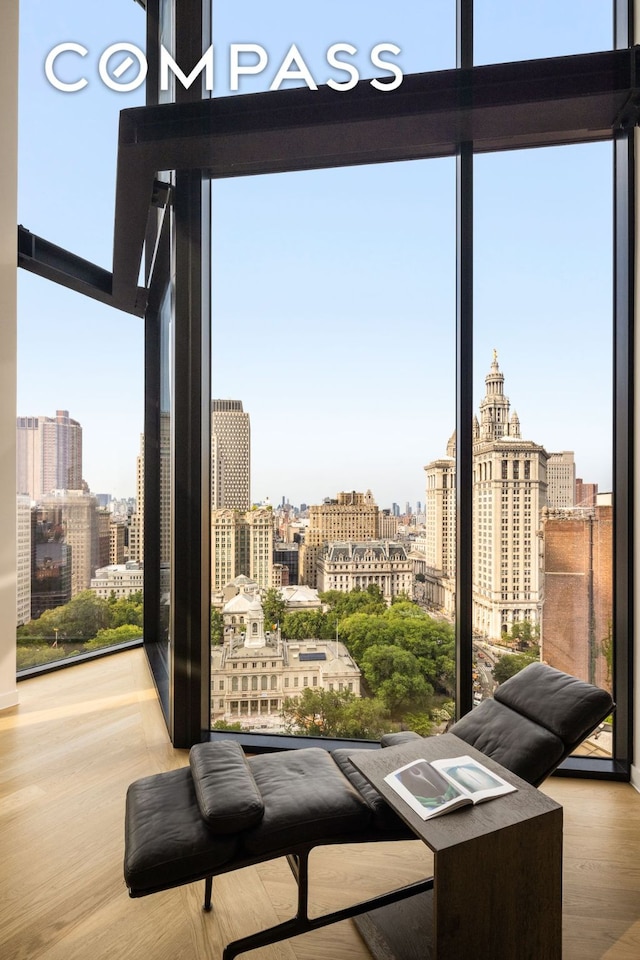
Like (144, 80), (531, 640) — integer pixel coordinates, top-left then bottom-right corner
(19, 47), (640, 316)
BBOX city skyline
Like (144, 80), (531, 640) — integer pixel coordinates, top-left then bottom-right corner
(16, 346), (607, 511)
(18, 2), (613, 507)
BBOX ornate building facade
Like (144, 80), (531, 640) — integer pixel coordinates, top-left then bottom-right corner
(424, 353), (549, 639)
(299, 490), (379, 588)
(210, 585), (362, 731)
(316, 541), (412, 600)
(211, 507), (274, 592)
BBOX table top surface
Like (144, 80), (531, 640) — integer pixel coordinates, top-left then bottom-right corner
(349, 732), (562, 852)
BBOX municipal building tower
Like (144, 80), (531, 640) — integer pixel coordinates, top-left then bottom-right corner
(424, 352), (549, 639)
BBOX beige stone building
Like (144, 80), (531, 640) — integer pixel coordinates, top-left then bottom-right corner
(424, 353), (548, 639)
(16, 494), (31, 626)
(109, 520), (126, 565)
(279, 584), (322, 611)
(211, 507), (274, 591)
(547, 451), (576, 508)
(378, 510), (399, 539)
(17, 410), (82, 500)
(211, 399), (250, 510)
(90, 562), (144, 600)
(128, 434), (144, 564)
(38, 490), (100, 597)
(424, 436), (457, 613)
(211, 587), (362, 731)
(299, 490), (379, 587)
(317, 541), (413, 601)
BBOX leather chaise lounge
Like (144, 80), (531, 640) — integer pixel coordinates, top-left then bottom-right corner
(124, 662), (613, 959)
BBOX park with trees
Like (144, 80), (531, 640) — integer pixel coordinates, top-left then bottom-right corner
(16, 590), (143, 670)
(280, 585), (456, 738)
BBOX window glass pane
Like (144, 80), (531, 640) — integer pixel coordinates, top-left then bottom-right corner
(16, 280), (145, 670)
(474, 1), (613, 65)
(158, 282), (173, 659)
(213, 1), (455, 96)
(211, 159), (456, 738)
(19, 0), (145, 258)
(473, 143), (613, 756)
(16, 0), (145, 671)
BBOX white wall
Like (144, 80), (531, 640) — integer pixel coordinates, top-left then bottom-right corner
(0, 0), (19, 711)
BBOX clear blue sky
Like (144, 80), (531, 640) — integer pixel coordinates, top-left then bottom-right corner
(18, 1), (614, 507)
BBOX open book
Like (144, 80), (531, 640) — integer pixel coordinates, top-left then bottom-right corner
(383, 755), (517, 820)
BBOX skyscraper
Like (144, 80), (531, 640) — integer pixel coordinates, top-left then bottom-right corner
(211, 400), (250, 510)
(211, 507), (274, 592)
(425, 353), (548, 639)
(16, 494), (31, 626)
(38, 490), (100, 597)
(547, 451), (576, 508)
(16, 409), (82, 498)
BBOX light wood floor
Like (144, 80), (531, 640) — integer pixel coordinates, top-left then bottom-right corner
(1, 648), (639, 960)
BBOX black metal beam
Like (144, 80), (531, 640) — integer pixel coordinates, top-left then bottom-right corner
(19, 48), (640, 318)
(17, 225), (147, 317)
(111, 47), (639, 316)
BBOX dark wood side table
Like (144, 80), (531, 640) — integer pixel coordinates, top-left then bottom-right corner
(350, 732), (563, 960)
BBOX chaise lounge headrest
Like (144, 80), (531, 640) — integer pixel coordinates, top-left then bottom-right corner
(494, 662), (613, 748)
(189, 741), (264, 833)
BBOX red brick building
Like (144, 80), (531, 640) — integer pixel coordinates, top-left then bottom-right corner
(541, 504), (612, 691)
(575, 478), (599, 507)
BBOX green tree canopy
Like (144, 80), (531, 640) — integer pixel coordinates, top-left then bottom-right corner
(281, 687), (394, 739)
(85, 624), (142, 649)
(319, 585), (387, 619)
(336, 612), (396, 661)
(17, 591), (111, 641)
(507, 620), (540, 652)
(107, 593), (143, 628)
(281, 609), (327, 640)
(262, 587), (286, 629)
(492, 653), (538, 685)
(361, 643), (434, 712)
(211, 607), (224, 644)
(335, 601), (455, 697)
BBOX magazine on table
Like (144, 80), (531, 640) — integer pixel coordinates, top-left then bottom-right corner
(383, 755), (517, 820)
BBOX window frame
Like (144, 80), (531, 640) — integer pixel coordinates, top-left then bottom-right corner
(17, 1), (634, 777)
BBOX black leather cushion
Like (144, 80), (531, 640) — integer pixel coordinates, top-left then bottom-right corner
(380, 731), (423, 748)
(189, 741), (264, 833)
(241, 748), (372, 856)
(449, 697), (565, 786)
(494, 662), (613, 748)
(331, 749), (413, 834)
(124, 767), (238, 896)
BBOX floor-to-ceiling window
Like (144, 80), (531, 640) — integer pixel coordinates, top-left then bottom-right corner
(16, 0), (145, 673)
(473, 143), (615, 758)
(16, 1), (632, 776)
(210, 160), (456, 740)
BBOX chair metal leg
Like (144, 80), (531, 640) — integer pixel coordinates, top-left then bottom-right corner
(203, 876), (212, 912)
(220, 870), (435, 960)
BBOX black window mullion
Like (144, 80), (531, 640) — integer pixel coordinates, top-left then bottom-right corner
(613, 127), (634, 770)
(168, 0), (212, 748)
(455, 1), (474, 720)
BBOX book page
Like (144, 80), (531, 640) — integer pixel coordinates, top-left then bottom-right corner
(430, 755), (517, 802)
(383, 758), (471, 820)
